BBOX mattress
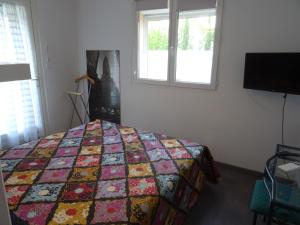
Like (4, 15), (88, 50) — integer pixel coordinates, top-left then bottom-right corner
(0, 120), (218, 225)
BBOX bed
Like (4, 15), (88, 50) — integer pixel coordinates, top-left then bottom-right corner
(0, 120), (218, 225)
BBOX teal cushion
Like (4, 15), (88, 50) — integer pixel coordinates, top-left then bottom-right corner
(250, 180), (270, 215)
(250, 179), (300, 225)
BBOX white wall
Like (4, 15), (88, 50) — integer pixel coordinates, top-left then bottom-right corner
(76, 0), (300, 172)
(32, 0), (78, 134)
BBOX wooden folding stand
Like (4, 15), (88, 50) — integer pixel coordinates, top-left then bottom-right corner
(67, 75), (95, 128)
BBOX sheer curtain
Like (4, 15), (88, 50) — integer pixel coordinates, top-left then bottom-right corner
(0, 1), (43, 148)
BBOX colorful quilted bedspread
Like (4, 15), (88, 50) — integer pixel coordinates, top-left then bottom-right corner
(0, 120), (218, 225)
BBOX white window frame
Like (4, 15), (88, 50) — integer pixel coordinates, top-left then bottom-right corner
(134, 0), (223, 89)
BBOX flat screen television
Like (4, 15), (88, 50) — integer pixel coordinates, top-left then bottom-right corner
(244, 53), (300, 95)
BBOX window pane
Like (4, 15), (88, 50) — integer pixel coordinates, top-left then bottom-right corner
(138, 10), (169, 81)
(175, 10), (216, 84)
(0, 2), (43, 147)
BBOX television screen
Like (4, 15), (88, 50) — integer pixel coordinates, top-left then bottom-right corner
(244, 53), (300, 95)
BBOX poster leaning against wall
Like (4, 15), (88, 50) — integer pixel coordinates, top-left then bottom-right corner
(86, 50), (120, 124)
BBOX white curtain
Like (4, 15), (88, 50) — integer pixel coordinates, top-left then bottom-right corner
(0, 1), (43, 148)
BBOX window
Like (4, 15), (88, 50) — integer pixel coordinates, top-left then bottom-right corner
(135, 0), (223, 88)
(0, 0), (43, 148)
(138, 9), (169, 81)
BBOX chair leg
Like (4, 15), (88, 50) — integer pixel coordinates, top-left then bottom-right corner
(267, 216), (272, 225)
(267, 205), (274, 225)
(253, 213), (258, 225)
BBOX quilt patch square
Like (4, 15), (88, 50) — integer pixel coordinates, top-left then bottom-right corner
(102, 120), (116, 130)
(195, 170), (205, 191)
(119, 127), (135, 135)
(104, 143), (123, 154)
(6, 185), (29, 206)
(12, 140), (39, 149)
(175, 159), (194, 179)
(161, 139), (182, 148)
(103, 127), (120, 136)
(0, 159), (22, 172)
(14, 203), (55, 225)
(179, 139), (199, 147)
(59, 138), (82, 147)
(128, 177), (158, 196)
(68, 167), (99, 182)
(179, 185), (192, 212)
(137, 129), (150, 134)
(75, 155), (100, 167)
(103, 135), (121, 145)
(173, 212), (185, 225)
(37, 139), (60, 148)
(179, 185), (193, 212)
(186, 146), (204, 158)
(82, 136), (101, 146)
(102, 153), (124, 165)
(44, 132), (65, 139)
(49, 201), (92, 225)
(143, 140), (163, 150)
(55, 147), (79, 157)
(96, 179), (126, 199)
(153, 160), (178, 175)
(5, 170), (41, 185)
(157, 175), (179, 201)
(28, 148), (55, 158)
(152, 199), (170, 225)
(92, 199), (128, 223)
(126, 151), (148, 163)
(2, 172), (10, 179)
(165, 208), (176, 225)
(0, 149), (7, 157)
(125, 142), (144, 151)
(16, 158), (49, 171)
(139, 133), (157, 141)
(69, 124), (85, 131)
(188, 191), (199, 210)
(79, 145), (101, 155)
(167, 148), (192, 159)
(38, 169), (71, 183)
(65, 129), (84, 138)
(173, 179), (187, 205)
(122, 133), (139, 143)
(84, 129), (102, 137)
(87, 122), (101, 130)
(189, 162), (200, 183)
(22, 183), (64, 203)
(130, 197), (158, 225)
(147, 148), (170, 161)
(60, 182), (95, 201)
(100, 165), (125, 180)
(46, 157), (75, 169)
(128, 163), (153, 177)
(2, 149), (32, 159)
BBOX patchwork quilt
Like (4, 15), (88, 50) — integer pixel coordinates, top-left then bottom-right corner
(0, 120), (218, 225)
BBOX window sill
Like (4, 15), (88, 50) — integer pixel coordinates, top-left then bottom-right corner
(170, 81), (216, 90)
(133, 77), (216, 90)
(133, 77), (169, 86)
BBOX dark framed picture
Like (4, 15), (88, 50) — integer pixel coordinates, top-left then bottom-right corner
(86, 50), (120, 124)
